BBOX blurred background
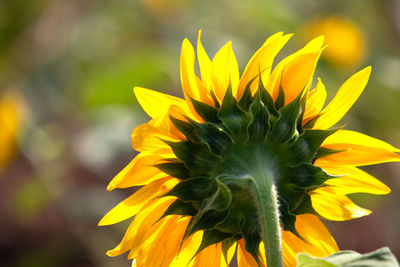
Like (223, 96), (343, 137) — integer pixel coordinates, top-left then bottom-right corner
(1, 0), (400, 266)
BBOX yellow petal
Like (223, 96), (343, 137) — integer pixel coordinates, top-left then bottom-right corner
(170, 231), (203, 267)
(322, 129), (400, 152)
(313, 67), (371, 129)
(194, 243), (224, 267)
(317, 143), (400, 166)
(303, 78), (327, 123)
(237, 33), (292, 98)
(197, 30), (212, 94)
(237, 239), (260, 267)
(267, 36), (324, 101)
(99, 177), (178, 226)
(281, 214), (338, 266)
(311, 187), (371, 220)
(106, 196), (176, 257)
(145, 216), (190, 266)
(181, 38), (211, 104)
(211, 41), (240, 102)
(131, 121), (178, 153)
(281, 51), (322, 105)
(107, 152), (169, 190)
(134, 86), (189, 118)
(319, 165), (391, 195)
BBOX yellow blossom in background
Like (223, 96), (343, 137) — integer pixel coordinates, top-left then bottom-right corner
(301, 16), (367, 67)
(100, 31), (399, 266)
(0, 92), (21, 175)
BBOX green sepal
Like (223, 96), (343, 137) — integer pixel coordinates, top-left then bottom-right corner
(160, 199), (198, 218)
(287, 129), (337, 165)
(296, 94), (307, 134)
(222, 236), (239, 264)
(165, 140), (219, 174)
(257, 78), (278, 117)
(218, 87), (251, 141)
(238, 82), (253, 111)
(242, 215), (262, 265)
(313, 147), (343, 162)
(190, 96), (220, 123)
(194, 229), (232, 257)
(269, 93), (302, 143)
(170, 116), (198, 141)
(191, 121), (233, 155)
(274, 85), (285, 110)
(200, 179), (232, 211)
(155, 159), (191, 179)
(183, 209), (229, 241)
(284, 163), (335, 189)
(164, 177), (217, 202)
(248, 92), (270, 141)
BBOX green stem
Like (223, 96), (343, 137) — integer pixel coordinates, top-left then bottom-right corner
(250, 171), (283, 267)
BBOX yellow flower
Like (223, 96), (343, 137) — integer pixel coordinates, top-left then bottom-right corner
(0, 92), (20, 175)
(301, 16), (366, 67)
(99, 31), (399, 267)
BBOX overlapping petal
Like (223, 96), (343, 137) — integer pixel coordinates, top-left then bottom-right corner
(313, 67), (371, 129)
(311, 187), (371, 221)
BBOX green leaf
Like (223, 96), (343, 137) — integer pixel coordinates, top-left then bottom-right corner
(297, 247), (400, 267)
(238, 82), (253, 111)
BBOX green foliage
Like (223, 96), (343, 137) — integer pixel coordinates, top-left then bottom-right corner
(297, 247), (400, 267)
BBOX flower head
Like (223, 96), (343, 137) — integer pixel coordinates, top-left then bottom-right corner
(99, 31), (399, 266)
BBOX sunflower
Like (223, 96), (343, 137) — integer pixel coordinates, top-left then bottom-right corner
(99, 31), (399, 267)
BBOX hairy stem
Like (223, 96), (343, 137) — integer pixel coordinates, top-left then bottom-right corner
(250, 171), (283, 267)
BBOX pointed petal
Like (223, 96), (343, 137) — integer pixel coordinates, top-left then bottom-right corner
(106, 197), (175, 257)
(237, 239), (259, 267)
(267, 36), (324, 101)
(170, 231), (203, 267)
(181, 38), (211, 104)
(281, 214), (338, 266)
(317, 143), (400, 166)
(194, 243), (225, 267)
(303, 78), (327, 122)
(319, 165), (391, 195)
(237, 33), (292, 98)
(322, 129), (400, 152)
(145, 216), (190, 266)
(99, 177), (178, 226)
(311, 187), (372, 220)
(313, 67), (371, 129)
(134, 87), (189, 118)
(211, 41), (240, 102)
(131, 121), (179, 153)
(197, 30), (212, 93)
(282, 51), (322, 105)
(107, 152), (170, 190)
